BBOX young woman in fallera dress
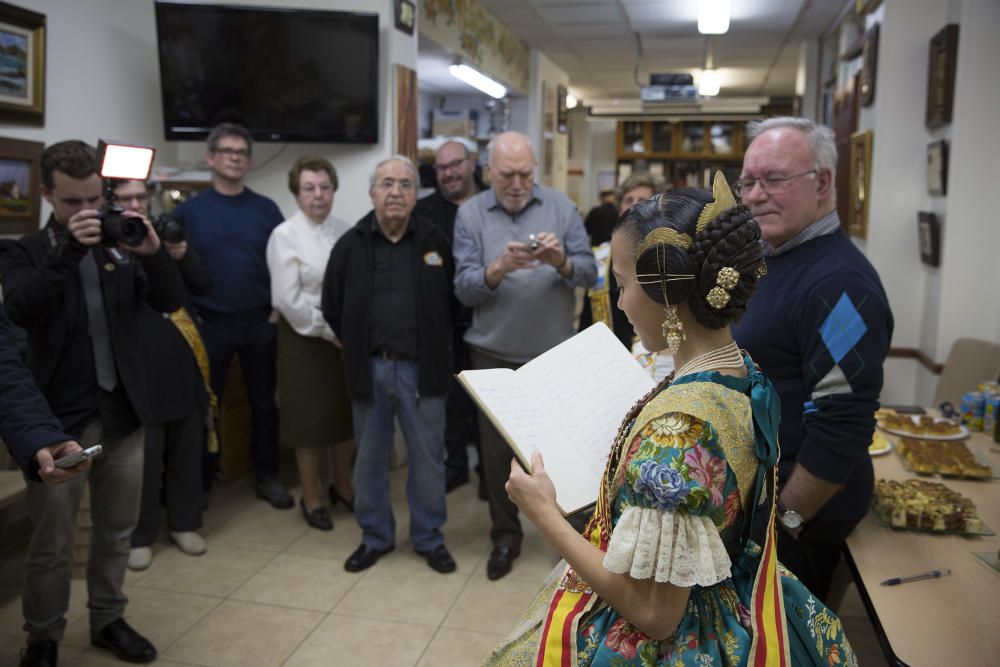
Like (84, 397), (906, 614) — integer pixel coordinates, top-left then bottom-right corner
(486, 174), (856, 666)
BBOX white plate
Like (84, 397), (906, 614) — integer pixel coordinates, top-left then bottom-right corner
(877, 418), (971, 441)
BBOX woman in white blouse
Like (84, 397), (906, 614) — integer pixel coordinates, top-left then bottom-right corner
(266, 156), (355, 530)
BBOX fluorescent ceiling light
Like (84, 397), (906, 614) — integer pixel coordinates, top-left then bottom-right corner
(698, 0), (731, 35)
(566, 93), (578, 109)
(449, 64), (507, 99)
(699, 70), (721, 96)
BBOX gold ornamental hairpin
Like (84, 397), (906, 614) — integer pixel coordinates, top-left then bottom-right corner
(636, 228), (693, 255)
(695, 171), (738, 234)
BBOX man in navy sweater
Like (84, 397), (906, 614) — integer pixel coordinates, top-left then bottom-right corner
(174, 123), (292, 509)
(732, 117), (893, 602)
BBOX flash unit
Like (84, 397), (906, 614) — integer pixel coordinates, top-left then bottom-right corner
(97, 140), (156, 181)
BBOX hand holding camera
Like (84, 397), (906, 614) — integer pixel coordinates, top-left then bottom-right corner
(524, 231), (567, 270)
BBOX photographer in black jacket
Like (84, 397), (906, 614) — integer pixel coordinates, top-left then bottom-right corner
(0, 141), (184, 667)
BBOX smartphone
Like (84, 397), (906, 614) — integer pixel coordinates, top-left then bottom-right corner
(54, 444), (103, 469)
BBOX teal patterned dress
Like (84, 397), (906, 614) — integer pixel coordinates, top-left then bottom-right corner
(486, 358), (857, 666)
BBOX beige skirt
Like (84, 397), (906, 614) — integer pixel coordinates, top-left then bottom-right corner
(276, 317), (353, 448)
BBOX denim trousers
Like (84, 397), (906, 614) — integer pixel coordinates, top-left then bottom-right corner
(201, 317), (279, 484)
(22, 420), (144, 641)
(351, 357), (447, 552)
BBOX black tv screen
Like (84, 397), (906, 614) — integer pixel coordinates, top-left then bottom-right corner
(154, 2), (379, 143)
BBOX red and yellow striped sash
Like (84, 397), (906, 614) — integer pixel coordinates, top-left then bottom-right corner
(749, 471), (791, 666)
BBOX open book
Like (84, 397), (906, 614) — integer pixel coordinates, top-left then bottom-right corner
(458, 323), (656, 515)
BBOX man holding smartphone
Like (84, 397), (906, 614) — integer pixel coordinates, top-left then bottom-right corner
(0, 140), (185, 666)
(0, 303), (86, 485)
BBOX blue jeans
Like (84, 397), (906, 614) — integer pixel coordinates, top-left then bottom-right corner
(201, 317), (279, 485)
(22, 421), (144, 641)
(351, 357), (447, 552)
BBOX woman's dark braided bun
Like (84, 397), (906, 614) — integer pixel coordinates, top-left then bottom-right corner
(688, 204), (764, 329)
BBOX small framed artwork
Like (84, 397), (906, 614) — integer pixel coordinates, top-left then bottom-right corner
(394, 0), (415, 36)
(859, 24), (879, 107)
(0, 2), (46, 125)
(918, 211), (941, 267)
(848, 130), (873, 239)
(556, 84), (568, 134)
(926, 140), (948, 196)
(926, 24), (959, 129)
(0, 135), (44, 234)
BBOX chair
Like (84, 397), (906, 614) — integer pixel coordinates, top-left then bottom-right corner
(932, 338), (1000, 406)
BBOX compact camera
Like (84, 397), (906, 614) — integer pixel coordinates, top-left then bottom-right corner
(527, 233), (541, 251)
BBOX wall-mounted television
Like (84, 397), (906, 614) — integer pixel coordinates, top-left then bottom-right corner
(154, 2), (379, 143)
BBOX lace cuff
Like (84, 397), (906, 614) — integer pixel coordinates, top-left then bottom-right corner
(603, 505), (732, 586)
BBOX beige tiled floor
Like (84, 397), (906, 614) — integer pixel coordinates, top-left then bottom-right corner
(0, 468), (888, 666)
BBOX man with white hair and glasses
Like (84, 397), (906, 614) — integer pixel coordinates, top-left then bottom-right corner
(322, 155), (456, 575)
(732, 117), (893, 602)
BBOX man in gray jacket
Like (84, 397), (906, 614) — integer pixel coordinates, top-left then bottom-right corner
(453, 131), (596, 580)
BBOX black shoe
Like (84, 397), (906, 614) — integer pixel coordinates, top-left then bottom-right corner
(415, 544), (457, 573)
(344, 543), (394, 572)
(300, 499), (333, 531)
(328, 485), (354, 513)
(445, 467), (470, 493)
(90, 618), (157, 664)
(19, 640), (57, 667)
(486, 546), (520, 581)
(255, 478), (294, 510)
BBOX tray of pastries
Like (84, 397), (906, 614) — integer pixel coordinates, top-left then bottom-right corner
(895, 437), (993, 479)
(872, 479), (991, 535)
(877, 410), (969, 440)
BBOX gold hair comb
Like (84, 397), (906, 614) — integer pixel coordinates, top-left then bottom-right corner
(695, 171), (738, 234)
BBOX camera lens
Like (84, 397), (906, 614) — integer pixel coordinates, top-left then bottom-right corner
(153, 213), (186, 243)
(99, 204), (148, 247)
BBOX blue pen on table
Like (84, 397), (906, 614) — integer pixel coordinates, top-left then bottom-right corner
(880, 568), (951, 586)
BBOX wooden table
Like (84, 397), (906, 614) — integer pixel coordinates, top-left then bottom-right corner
(844, 428), (1000, 666)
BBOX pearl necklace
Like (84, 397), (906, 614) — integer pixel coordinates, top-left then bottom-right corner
(674, 340), (744, 378)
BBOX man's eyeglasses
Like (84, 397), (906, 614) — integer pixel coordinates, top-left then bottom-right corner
(435, 157), (468, 172)
(734, 169), (817, 196)
(212, 147), (250, 158)
(376, 178), (415, 192)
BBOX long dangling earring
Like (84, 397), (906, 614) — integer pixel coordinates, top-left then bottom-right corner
(662, 304), (685, 354)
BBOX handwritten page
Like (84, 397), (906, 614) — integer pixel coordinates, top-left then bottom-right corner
(458, 324), (655, 514)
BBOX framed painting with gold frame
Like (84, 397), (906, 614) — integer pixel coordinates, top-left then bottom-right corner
(848, 130), (873, 239)
(0, 1), (46, 125)
(0, 135), (43, 234)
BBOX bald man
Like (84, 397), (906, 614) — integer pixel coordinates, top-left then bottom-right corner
(453, 131), (597, 580)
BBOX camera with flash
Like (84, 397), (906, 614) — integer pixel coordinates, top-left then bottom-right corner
(96, 140), (156, 247)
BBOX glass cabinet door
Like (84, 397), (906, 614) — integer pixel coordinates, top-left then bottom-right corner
(621, 121), (645, 153)
(680, 122), (704, 153)
(707, 122), (734, 154)
(650, 122), (673, 153)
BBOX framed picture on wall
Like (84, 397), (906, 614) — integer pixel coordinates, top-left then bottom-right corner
(927, 140), (948, 196)
(918, 211), (941, 267)
(0, 135), (44, 235)
(859, 24), (879, 107)
(394, 0), (415, 36)
(848, 130), (873, 239)
(556, 84), (568, 134)
(0, 2), (46, 125)
(926, 24), (959, 129)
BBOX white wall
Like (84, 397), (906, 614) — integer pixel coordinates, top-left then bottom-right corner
(855, 0), (1000, 404)
(5, 0), (416, 226)
(527, 49), (569, 192)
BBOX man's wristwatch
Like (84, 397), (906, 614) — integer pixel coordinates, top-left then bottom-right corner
(777, 503), (805, 531)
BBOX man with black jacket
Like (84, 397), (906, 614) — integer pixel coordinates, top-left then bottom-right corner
(322, 155), (456, 575)
(0, 140), (185, 666)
